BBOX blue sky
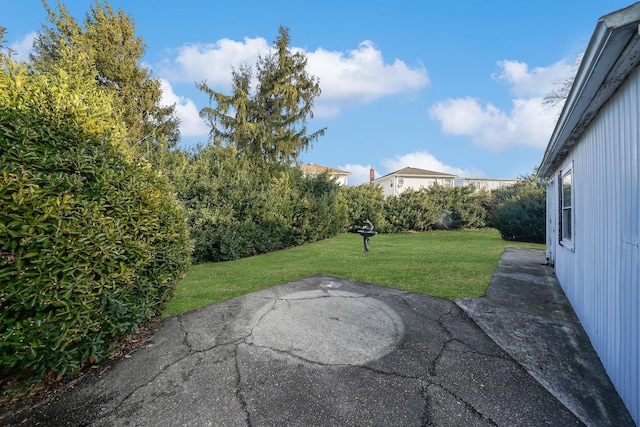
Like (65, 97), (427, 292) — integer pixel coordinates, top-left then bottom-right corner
(2, 1), (634, 184)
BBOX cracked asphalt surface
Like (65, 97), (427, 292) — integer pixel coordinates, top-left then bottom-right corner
(7, 248), (634, 426)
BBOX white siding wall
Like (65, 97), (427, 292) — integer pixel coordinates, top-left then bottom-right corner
(379, 176), (454, 198)
(550, 67), (640, 422)
(377, 177), (395, 198)
(458, 178), (517, 192)
(334, 175), (348, 186)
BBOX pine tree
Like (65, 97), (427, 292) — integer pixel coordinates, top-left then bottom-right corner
(198, 26), (325, 165)
(31, 0), (180, 151)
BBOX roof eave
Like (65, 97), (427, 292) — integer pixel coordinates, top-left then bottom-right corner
(538, 2), (640, 178)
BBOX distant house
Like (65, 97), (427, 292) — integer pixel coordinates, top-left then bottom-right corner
(299, 163), (351, 186)
(371, 167), (516, 197)
(454, 177), (518, 192)
(372, 167), (457, 198)
(538, 3), (640, 423)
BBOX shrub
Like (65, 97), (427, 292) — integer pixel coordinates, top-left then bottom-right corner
(383, 185), (490, 232)
(0, 49), (191, 381)
(488, 175), (545, 243)
(427, 185), (489, 229)
(384, 189), (438, 232)
(289, 171), (349, 244)
(341, 184), (387, 233)
(166, 146), (349, 263)
(192, 221), (292, 263)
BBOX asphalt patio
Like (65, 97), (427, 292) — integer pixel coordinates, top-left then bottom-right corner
(3, 248), (634, 426)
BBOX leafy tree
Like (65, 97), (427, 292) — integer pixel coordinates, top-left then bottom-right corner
(198, 26), (325, 165)
(488, 175), (546, 243)
(31, 0), (179, 151)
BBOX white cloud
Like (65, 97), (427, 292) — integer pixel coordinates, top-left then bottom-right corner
(430, 97), (501, 136)
(338, 163), (375, 186)
(381, 150), (484, 178)
(305, 41), (430, 109)
(158, 38), (429, 119)
(429, 96), (555, 151)
(9, 31), (37, 62)
(159, 37), (271, 87)
(430, 58), (576, 151)
(493, 59), (575, 97)
(159, 79), (209, 138)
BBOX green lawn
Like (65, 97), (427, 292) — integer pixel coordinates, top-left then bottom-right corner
(163, 229), (545, 317)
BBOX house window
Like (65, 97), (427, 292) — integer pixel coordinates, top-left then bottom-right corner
(398, 178), (403, 188)
(561, 168), (573, 246)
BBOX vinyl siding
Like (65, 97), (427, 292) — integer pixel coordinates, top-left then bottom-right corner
(550, 66), (640, 422)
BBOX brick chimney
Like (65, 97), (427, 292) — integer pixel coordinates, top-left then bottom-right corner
(369, 167), (375, 184)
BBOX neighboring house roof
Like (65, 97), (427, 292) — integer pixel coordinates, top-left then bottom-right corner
(300, 163), (351, 176)
(538, 2), (640, 178)
(374, 167), (456, 181)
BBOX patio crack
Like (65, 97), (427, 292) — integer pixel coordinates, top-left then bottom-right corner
(233, 344), (252, 427)
(177, 314), (193, 352)
(103, 318), (246, 418)
(424, 383), (499, 426)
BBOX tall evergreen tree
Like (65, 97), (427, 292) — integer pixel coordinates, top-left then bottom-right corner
(198, 26), (325, 165)
(31, 0), (180, 151)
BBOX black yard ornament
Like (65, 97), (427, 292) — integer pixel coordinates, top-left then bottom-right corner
(357, 220), (377, 253)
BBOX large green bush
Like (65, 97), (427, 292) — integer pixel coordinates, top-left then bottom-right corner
(192, 221), (291, 262)
(427, 185), (490, 230)
(383, 185), (488, 232)
(289, 170), (349, 244)
(384, 189), (437, 232)
(488, 175), (545, 243)
(0, 49), (191, 380)
(341, 183), (387, 232)
(159, 143), (349, 263)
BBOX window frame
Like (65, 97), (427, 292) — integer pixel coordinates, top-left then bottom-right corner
(560, 164), (574, 250)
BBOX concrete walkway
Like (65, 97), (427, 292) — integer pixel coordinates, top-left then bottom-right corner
(457, 248), (633, 426)
(5, 248), (634, 426)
